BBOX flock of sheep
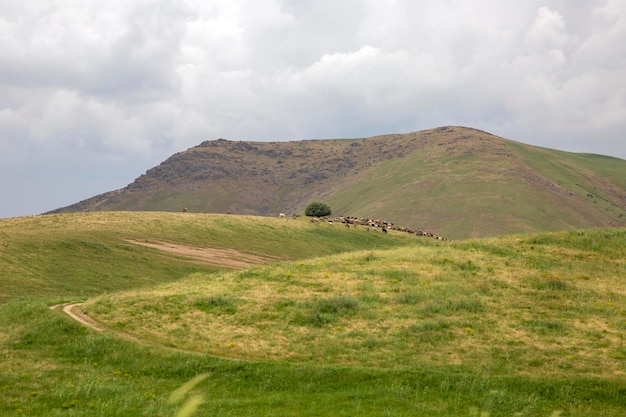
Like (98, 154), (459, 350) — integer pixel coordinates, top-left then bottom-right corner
(184, 209), (448, 241)
(280, 213), (449, 241)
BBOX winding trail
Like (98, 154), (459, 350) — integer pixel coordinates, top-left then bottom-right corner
(51, 303), (147, 344)
(62, 303), (104, 331)
(50, 241), (280, 343)
(50, 303), (104, 332)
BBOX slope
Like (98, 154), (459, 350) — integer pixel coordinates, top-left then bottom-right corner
(0, 211), (418, 303)
(82, 227), (626, 377)
(1, 212), (625, 416)
(48, 126), (626, 239)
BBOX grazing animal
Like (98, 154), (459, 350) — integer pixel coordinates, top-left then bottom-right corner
(279, 213), (286, 218)
(182, 208), (188, 213)
(304, 213), (449, 240)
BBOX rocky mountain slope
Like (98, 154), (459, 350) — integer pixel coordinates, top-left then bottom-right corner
(49, 126), (626, 239)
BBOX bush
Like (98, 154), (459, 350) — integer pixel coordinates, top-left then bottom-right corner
(305, 202), (332, 217)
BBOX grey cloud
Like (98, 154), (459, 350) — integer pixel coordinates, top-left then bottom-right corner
(1, 0), (625, 218)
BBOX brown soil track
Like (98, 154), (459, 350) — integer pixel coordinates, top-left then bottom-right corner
(51, 240), (280, 342)
(50, 303), (104, 331)
(50, 303), (146, 343)
(124, 239), (280, 268)
(63, 303), (104, 331)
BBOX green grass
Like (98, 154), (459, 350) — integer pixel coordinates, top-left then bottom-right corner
(1, 213), (625, 416)
(0, 212), (416, 303)
(81, 229), (626, 379)
(1, 296), (624, 416)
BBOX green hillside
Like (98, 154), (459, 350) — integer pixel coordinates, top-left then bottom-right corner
(83, 228), (626, 378)
(0, 212), (415, 303)
(325, 134), (626, 239)
(1, 212), (624, 416)
(48, 126), (626, 239)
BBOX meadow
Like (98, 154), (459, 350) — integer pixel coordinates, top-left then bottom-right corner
(0, 212), (624, 416)
(0, 211), (414, 302)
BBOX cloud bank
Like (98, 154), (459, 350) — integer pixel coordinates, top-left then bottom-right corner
(1, 0), (625, 217)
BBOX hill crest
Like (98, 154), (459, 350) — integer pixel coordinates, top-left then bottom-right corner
(49, 126), (626, 239)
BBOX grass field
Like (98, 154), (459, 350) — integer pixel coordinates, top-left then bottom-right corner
(0, 212), (624, 416)
(0, 211), (415, 303)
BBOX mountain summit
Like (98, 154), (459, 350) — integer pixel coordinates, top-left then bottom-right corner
(49, 126), (626, 239)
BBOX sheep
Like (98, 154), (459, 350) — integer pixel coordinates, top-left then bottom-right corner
(305, 212), (449, 240)
(279, 213), (286, 218)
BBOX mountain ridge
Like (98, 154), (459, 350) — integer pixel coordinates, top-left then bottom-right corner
(48, 126), (626, 239)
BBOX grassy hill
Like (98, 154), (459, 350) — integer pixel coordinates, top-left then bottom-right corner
(48, 126), (626, 239)
(1, 212), (625, 416)
(0, 211), (415, 303)
(82, 228), (626, 378)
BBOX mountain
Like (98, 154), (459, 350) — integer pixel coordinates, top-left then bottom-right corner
(49, 126), (626, 239)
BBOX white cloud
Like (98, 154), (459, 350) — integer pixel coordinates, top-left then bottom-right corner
(524, 7), (569, 51)
(1, 0), (625, 217)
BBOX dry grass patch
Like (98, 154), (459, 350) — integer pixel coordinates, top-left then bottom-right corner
(82, 229), (626, 377)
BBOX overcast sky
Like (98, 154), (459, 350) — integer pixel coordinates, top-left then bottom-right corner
(1, 0), (625, 218)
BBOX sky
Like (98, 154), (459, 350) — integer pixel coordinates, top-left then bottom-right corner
(1, 0), (625, 218)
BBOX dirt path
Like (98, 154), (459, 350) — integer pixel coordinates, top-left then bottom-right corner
(124, 239), (279, 269)
(50, 303), (103, 332)
(51, 303), (146, 343)
(51, 241), (280, 344)
(62, 303), (104, 331)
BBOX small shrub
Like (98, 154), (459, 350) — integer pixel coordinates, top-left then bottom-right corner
(304, 202), (332, 217)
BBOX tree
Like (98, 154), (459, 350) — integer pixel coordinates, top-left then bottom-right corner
(305, 202), (332, 217)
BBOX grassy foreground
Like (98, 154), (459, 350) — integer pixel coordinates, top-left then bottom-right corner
(84, 229), (626, 377)
(0, 212), (625, 416)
